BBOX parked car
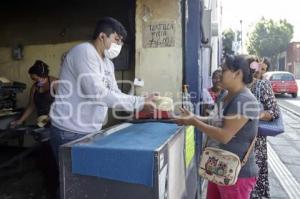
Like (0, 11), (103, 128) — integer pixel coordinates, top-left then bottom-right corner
(263, 71), (298, 98)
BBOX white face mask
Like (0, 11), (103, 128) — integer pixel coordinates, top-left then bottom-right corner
(104, 43), (122, 59)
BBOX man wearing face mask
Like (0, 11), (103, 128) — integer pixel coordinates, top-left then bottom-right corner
(49, 17), (155, 163)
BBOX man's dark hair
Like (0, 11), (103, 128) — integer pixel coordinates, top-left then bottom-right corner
(28, 60), (49, 77)
(92, 17), (127, 41)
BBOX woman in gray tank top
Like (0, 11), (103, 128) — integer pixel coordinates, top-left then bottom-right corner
(175, 55), (260, 199)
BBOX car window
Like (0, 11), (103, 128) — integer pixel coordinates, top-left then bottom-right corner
(270, 73), (294, 81)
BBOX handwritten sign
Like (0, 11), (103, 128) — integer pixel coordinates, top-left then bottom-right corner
(143, 21), (175, 48)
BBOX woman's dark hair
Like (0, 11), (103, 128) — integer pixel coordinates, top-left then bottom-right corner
(212, 69), (222, 79)
(92, 17), (127, 41)
(28, 60), (49, 77)
(224, 54), (253, 84)
(262, 57), (271, 71)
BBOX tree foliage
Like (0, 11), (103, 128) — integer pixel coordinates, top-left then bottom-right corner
(247, 18), (293, 57)
(222, 28), (235, 55)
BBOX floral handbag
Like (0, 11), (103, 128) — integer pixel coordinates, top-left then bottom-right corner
(199, 137), (256, 186)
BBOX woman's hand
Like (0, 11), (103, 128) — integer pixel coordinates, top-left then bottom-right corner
(259, 111), (273, 121)
(10, 120), (22, 128)
(174, 107), (196, 126)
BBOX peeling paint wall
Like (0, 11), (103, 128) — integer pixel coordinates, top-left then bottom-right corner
(135, 0), (183, 104)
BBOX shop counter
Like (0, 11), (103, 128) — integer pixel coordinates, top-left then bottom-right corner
(60, 122), (197, 199)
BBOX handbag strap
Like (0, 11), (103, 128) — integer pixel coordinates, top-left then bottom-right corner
(203, 136), (257, 167)
(241, 136), (257, 166)
(203, 136), (209, 151)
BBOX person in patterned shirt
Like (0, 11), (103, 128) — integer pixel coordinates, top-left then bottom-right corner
(248, 56), (279, 199)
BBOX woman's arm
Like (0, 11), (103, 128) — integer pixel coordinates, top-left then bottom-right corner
(194, 115), (210, 123)
(260, 80), (280, 121)
(175, 108), (248, 144)
(11, 85), (36, 127)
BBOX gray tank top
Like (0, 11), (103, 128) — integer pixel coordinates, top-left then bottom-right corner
(220, 88), (259, 178)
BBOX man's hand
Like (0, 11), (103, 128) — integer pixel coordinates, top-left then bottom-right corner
(145, 93), (159, 101)
(141, 93), (159, 113)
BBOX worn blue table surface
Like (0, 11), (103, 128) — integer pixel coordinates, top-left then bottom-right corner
(72, 122), (180, 187)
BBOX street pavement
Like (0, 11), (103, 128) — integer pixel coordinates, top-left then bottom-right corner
(267, 107), (300, 199)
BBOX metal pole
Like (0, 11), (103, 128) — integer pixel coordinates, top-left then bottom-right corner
(240, 20), (243, 53)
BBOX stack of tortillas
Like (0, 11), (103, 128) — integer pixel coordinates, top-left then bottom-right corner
(0, 77), (11, 84)
(37, 115), (49, 128)
(153, 96), (174, 111)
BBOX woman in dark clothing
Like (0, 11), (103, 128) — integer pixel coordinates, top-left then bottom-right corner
(10, 60), (58, 199)
(10, 60), (57, 127)
(248, 57), (280, 199)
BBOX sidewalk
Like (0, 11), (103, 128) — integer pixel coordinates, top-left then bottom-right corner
(268, 107), (300, 199)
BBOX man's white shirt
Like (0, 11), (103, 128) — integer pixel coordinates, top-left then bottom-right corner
(50, 42), (144, 134)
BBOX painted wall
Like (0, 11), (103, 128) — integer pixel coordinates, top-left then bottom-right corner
(286, 42), (300, 77)
(135, 0), (183, 105)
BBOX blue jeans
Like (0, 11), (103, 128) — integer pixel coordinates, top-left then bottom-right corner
(50, 125), (85, 164)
